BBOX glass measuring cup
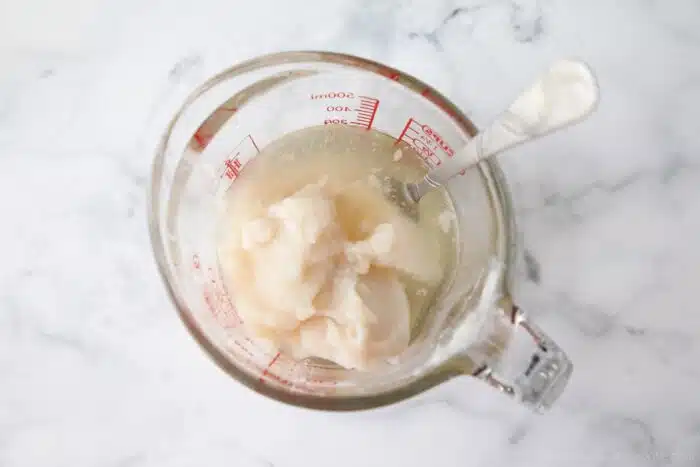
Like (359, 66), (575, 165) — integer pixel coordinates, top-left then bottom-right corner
(148, 51), (572, 412)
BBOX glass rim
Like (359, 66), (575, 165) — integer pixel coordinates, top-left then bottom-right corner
(147, 50), (518, 411)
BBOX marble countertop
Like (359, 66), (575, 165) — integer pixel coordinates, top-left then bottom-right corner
(2, 0), (699, 466)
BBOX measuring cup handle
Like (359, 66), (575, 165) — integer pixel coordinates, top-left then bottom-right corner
(471, 305), (573, 413)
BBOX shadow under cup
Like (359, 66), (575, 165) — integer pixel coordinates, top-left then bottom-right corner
(148, 51), (569, 412)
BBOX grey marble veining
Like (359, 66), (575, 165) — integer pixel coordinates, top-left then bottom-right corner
(1, 0), (699, 466)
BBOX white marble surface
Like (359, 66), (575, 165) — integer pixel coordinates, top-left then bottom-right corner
(2, 0), (700, 465)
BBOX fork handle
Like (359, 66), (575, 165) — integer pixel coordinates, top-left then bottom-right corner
(423, 59), (598, 188)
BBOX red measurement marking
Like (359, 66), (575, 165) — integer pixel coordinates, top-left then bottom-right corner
(219, 134), (259, 183)
(313, 92), (379, 130)
(349, 96), (379, 130)
(262, 372), (294, 388)
(192, 256), (243, 328)
(396, 120), (411, 143)
(192, 130), (211, 149)
(202, 289), (216, 311)
(191, 106), (239, 150)
(257, 353), (296, 388)
(423, 124), (455, 157)
(396, 118), (445, 168)
(310, 91), (355, 100)
(259, 352), (281, 382)
(201, 285), (242, 329)
(214, 290), (241, 329)
(380, 70), (401, 81)
(303, 374), (338, 387)
(222, 158), (242, 180)
(192, 132), (207, 148)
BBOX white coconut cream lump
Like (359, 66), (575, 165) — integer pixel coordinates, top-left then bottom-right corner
(217, 128), (452, 371)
